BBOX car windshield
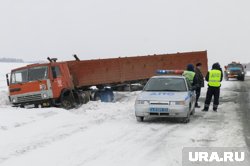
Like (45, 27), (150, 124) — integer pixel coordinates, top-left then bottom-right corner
(10, 66), (48, 84)
(144, 77), (187, 92)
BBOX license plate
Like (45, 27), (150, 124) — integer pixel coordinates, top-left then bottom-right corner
(149, 108), (168, 113)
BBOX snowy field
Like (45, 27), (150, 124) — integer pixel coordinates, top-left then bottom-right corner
(0, 63), (249, 166)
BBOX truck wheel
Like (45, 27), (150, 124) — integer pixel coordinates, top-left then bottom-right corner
(103, 89), (114, 102)
(94, 92), (101, 101)
(79, 91), (90, 104)
(35, 104), (42, 108)
(61, 96), (74, 109)
(136, 116), (144, 122)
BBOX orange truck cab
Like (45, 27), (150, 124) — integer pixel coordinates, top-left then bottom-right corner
(7, 61), (80, 108)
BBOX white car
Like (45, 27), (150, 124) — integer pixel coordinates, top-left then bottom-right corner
(135, 75), (196, 123)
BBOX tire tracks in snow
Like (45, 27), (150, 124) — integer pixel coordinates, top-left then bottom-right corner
(0, 111), (122, 164)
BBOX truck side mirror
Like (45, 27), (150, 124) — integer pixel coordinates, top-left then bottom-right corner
(245, 65), (246, 69)
(6, 74), (10, 86)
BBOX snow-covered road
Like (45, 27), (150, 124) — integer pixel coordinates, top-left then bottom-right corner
(0, 63), (248, 166)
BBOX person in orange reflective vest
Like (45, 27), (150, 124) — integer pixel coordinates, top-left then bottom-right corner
(202, 62), (223, 112)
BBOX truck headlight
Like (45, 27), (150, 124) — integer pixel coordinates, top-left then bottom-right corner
(136, 100), (149, 105)
(12, 98), (17, 103)
(42, 93), (48, 99)
(170, 101), (185, 105)
(242, 72), (244, 74)
(227, 71), (230, 74)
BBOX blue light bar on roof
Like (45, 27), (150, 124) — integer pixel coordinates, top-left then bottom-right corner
(156, 70), (184, 75)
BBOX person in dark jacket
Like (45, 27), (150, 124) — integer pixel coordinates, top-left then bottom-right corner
(182, 64), (198, 88)
(194, 63), (204, 108)
(202, 62), (223, 112)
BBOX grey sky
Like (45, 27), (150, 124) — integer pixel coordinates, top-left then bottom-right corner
(0, 0), (249, 66)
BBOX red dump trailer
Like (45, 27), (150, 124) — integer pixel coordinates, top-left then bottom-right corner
(6, 51), (208, 109)
(67, 51), (208, 88)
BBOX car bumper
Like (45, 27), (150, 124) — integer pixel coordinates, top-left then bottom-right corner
(135, 104), (189, 118)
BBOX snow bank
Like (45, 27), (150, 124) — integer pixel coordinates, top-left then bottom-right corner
(246, 71), (250, 76)
(0, 91), (10, 106)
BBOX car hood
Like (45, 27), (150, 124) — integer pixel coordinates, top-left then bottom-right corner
(136, 91), (190, 101)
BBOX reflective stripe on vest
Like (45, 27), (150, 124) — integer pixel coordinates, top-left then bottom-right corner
(183, 71), (195, 84)
(208, 70), (221, 87)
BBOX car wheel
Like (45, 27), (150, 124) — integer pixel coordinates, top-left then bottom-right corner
(191, 106), (195, 115)
(182, 117), (190, 123)
(136, 116), (144, 122)
(182, 111), (190, 123)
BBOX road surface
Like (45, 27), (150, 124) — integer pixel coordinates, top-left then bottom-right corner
(232, 76), (250, 150)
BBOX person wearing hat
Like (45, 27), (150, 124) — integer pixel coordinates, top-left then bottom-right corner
(182, 64), (198, 88)
(194, 63), (204, 108)
(203, 62), (223, 112)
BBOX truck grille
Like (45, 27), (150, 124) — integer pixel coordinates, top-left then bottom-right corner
(230, 70), (241, 74)
(17, 94), (42, 103)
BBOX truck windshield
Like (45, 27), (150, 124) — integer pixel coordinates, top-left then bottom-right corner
(11, 66), (48, 84)
(144, 78), (187, 92)
(228, 64), (242, 69)
(11, 69), (28, 84)
(28, 66), (48, 81)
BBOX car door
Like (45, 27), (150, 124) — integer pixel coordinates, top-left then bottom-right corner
(186, 78), (196, 110)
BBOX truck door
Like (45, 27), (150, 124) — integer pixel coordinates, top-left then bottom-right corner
(51, 65), (64, 98)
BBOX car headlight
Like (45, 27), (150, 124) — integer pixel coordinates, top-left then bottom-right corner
(170, 101), (185, 105)
(12, 98), (17, 103)
(42, 93), (48, 99)
(136, 100), (150, 105)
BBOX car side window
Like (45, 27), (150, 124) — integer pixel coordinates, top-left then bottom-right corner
(51, 66), (61, 78)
